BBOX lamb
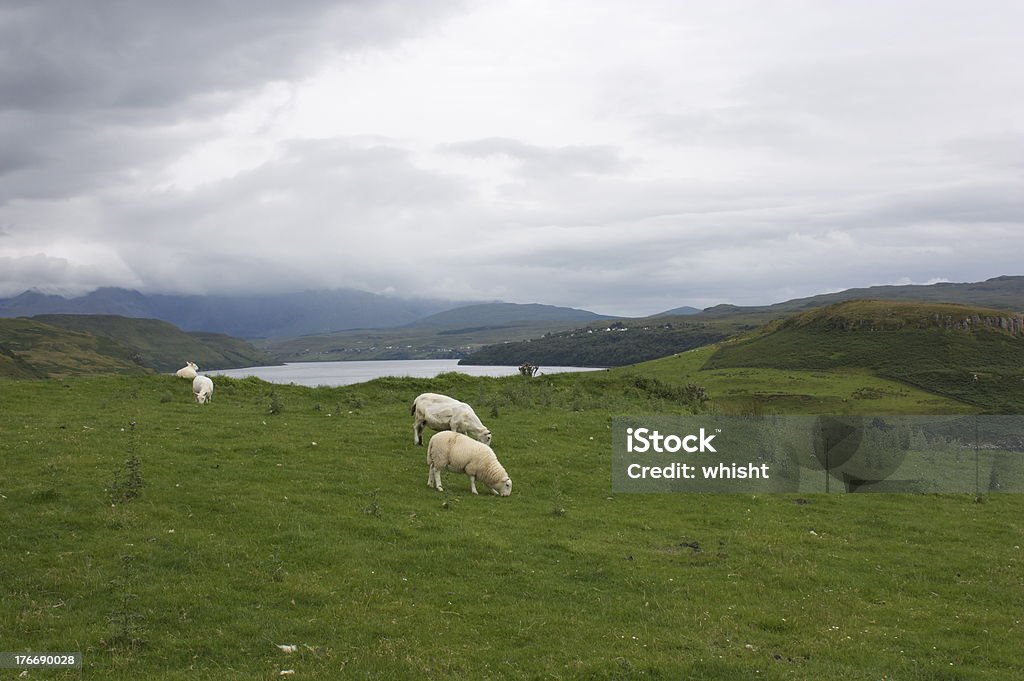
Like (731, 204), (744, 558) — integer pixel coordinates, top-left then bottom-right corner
(175, 361), (199, 379)
(192, 375), (214, 404)
(411, 392), (491, 446)
(426, 431), (512, 496)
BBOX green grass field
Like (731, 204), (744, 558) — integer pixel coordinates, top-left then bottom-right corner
(3, 371), (1023, 679)
(618, 346), (973, 416)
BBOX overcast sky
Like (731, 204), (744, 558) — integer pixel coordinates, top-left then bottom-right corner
(1, 0), (1022, 315)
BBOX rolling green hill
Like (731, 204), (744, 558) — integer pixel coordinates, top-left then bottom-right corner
(620, 344), (973, 415)
(0, 343), (41, 379)
(35, 315), (273, 373)
(705, 301), (1024, 412)
(0, 318), (148, 378)
(0, 315), (273, 379)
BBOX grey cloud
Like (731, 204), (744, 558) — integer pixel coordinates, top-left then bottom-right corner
(878, 185), (1024, 225)
(0, 111), (202, 205)
(1, 2), (1022, 314)
(0, 253), (137, 297)
(836, 183), (1024, 229)
(0, 1), (462, 208)
(944, 133), (1024, 171)
(443, 137), (625, 176)
(641, 109), (816, 149)
(97, 138), (475, 292)
(0, 1), (459, 114)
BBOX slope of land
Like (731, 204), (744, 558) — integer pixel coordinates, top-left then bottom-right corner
(0, 318), (148, 378)
(0, 315), (273, 378)
(704, 301), (1024, 412)
(619, 344), (974, 415)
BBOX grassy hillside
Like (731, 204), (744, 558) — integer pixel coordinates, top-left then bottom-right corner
(0, 318), (149, 378)
(460, 319), (733, 367)
(619, 345), (974, 416)
(187, 331), (277, 369)
(706, 301), (1024, 412)
(33, 314), (273, 372)
(2, 371), (1023, 679)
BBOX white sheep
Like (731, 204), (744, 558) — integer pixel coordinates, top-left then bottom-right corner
(426, 431), (512, 496)
(411, 392), (491, 446)
(175, 361), (199, 379)
(192, 374), (214, 404)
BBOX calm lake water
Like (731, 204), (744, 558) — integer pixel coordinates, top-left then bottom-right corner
(209, 359), (603, 387)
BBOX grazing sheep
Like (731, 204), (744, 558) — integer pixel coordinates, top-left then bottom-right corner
(175, 361), (199, 379)
(411, 392), (492, 446)
(427, 431), (512, 496)
(192, 375), (214, 404)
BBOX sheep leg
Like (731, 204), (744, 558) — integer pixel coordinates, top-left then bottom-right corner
(469, 475), (478, 495)
(413, 420), (425, 446)
(430, 465), (443, 492)
(427, 464), (434, 488)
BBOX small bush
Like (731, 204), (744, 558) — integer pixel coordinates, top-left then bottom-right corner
(107, 455), (144, 504)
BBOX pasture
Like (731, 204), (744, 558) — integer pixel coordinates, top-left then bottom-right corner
(2, 371), (1022, 679)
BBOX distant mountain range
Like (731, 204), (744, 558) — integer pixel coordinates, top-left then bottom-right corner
(406, 302), (613, 329)
(0, 288), (618, 340)
(2, 276), (1023, 346)
(654, 305), (701, 316)
(0, 288), (470, 339)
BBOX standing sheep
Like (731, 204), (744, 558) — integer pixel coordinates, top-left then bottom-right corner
(192, 375), (214, 404)
(427, 431), (512, 496)
(175, 361), (199, 379)
(411, 392), (492, 446)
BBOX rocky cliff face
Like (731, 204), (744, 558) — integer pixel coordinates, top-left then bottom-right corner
(818, 313), (1024, 333)
(787, 301), (1024, 335)
(935, 313), (1024, 334)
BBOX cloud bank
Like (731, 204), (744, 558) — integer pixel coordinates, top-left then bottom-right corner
(2, 0), (1022, 315)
